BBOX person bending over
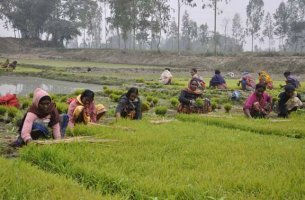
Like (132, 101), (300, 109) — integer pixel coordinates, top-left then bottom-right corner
(243, 84), (272, 118)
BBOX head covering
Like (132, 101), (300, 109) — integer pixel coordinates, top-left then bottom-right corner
(28, 88), (59, 127)
(95, 104), (107, 115)
(185, 79), (203, 95)
(284, 84), (295, 92)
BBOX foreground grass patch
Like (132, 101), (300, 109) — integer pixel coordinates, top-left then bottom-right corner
(20, 120), (305, 199)
(0, 157), (121, 199)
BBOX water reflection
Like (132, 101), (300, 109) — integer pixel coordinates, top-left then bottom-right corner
(0, 76), (102, 95)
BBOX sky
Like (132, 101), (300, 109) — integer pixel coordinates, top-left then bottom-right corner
(169, 0), (286, 50)
(0, 0), (286, 51)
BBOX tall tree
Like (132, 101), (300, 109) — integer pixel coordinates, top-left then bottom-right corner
(246, 0), (264, 52)
(232, 13), (245, 50)
(0, 0), (56, 39)
(181, 11), (197, 50)
(151, 0), (170, 51)
(286, 0), (305, 52)
(262, 12), (274, 52)
(198, 23), (209, 52)
(177, 0), (196, 54)
(273, 2), (289, 51)
(222, 17), (230, 52)
(168, 18), (178, 50)
(108, 0), (133, 49)
(201, 0), (230, 55)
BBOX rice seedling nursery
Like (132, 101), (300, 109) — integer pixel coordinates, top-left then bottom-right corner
(1, 59), (305, 199)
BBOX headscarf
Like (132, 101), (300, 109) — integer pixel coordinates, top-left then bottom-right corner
(185, 79), (203, 95)
(21, 88), (60, 130)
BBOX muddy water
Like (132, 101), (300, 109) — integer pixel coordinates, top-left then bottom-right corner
(0, 75), (102, 95)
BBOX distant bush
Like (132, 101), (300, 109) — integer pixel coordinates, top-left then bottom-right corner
(155, 106), (167, 116)
(103, 86), (108, 90)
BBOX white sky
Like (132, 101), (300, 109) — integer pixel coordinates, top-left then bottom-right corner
(169, 0), (287, 50)
(0, 0), (286, 51)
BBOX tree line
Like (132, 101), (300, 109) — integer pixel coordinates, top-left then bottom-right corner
(0, 0), (305, 54)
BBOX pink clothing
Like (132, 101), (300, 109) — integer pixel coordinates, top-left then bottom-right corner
(21, 88), (61, 142)
(21, 113), (60, 142)
(243, 92), (272, 110)
(67, 95), (97, 128)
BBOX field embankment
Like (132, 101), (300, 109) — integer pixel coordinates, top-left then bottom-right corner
(1, 37), (305, 74)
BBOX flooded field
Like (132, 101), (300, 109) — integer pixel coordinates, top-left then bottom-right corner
(0, 75), (103, 95)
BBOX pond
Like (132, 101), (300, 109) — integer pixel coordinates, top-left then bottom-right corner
(0, 75), (103, 95)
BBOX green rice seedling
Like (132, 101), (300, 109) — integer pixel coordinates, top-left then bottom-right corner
(0, 157), (116, 200)
(56, 102), (68, 114)
(112, 90), (124, 96)
(103, 86), (109, 90)
(110, 94), (120, 102)
(224, 103), (232, 113)
(211, 102), (217, 111)
(195, 99), (204, 107)
(141, 101), (150, 112)
(170, 98), (179, 108)
(19, 120), (305, 199)
(28, 92), (34, 98)
(0, 106), (6, 116)
(136, 78), (145, 83)
(104, 88), (113, 95)
(59, 95), (68, 103)
(155, 106), (167, 116)
(177, 114), (305, 138)
(152, 98), (159, 105)
(146, 96), (153, 102)
(6, 106), (19, 118)
(73, 88), (85, 96)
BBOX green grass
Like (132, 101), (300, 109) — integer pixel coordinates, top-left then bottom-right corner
(19, 119), (305, 199)
(177, 114), (305, 138)
(0, 157), (121, 199)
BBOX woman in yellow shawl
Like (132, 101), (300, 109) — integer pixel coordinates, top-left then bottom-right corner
(258, 71), (273, 89)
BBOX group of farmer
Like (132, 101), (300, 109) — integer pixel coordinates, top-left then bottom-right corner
(7, 66), (303, 147)
(11, 86), (141, 147)
(159, 68), (303, 118)
(1, 59), (17, 70)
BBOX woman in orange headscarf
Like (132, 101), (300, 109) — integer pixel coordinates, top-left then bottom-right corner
(178, 79), (211, 114)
